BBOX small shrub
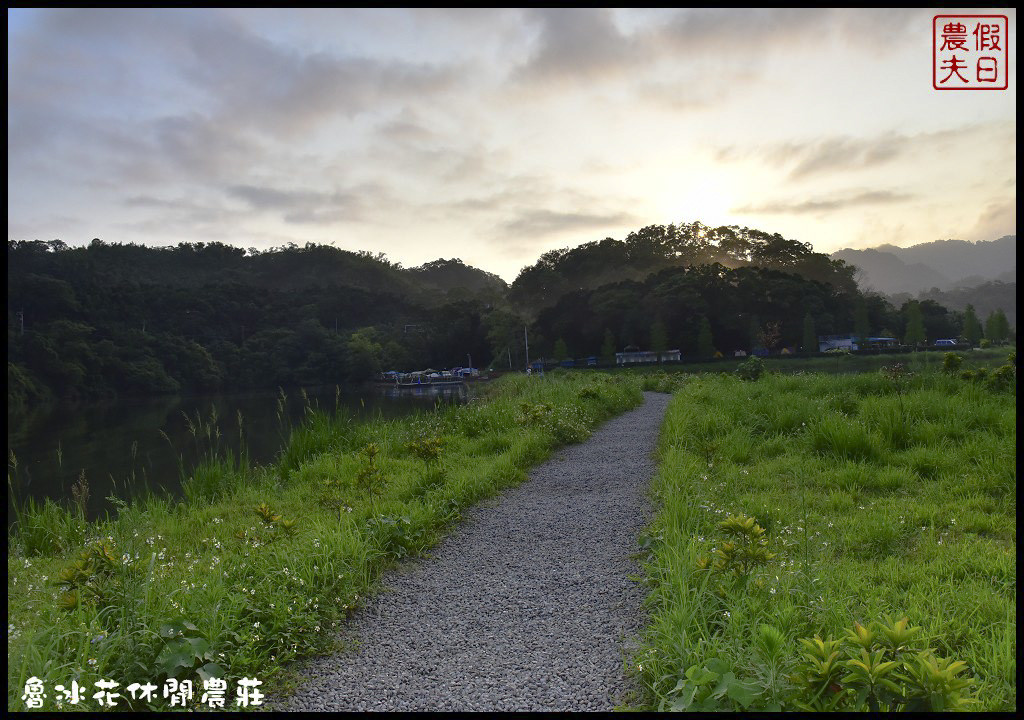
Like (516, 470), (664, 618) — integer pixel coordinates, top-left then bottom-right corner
(987, 363), (1015, 392)
(736, 356), (766, 381)
(356, 443), (386, 501)
(55, 541), (121, 611)
(406, 436), (445, 462)
(941, 352), (962, 374)
(711, 514), (777, 577)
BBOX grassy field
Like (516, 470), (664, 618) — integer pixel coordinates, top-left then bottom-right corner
(632, 354), (1016, 711)
(602, 346), (1012, 378)
(7, 372), (643, 711)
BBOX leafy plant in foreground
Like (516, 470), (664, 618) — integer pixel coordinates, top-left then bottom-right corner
(707, 514), (777, 578)
(790, 616), (978, 712)
(55, 540), (120, 611)
(155, 620), (223, 682)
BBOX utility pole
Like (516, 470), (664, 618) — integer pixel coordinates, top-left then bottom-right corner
(467, 353), (472, 369)
(524, 325), (530, 372)
(17, 309), (24, 335)
(507, 346), (512, 369)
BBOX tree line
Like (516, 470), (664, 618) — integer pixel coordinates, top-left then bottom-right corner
(7, 225), (1014, 407)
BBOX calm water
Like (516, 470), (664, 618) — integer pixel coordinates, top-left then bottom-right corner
(7, 383), (473, 522)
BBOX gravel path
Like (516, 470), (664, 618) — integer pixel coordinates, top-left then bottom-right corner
(279, 391), (670, 712)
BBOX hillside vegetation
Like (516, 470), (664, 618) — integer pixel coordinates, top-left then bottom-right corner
(8, 225), (1015, 408)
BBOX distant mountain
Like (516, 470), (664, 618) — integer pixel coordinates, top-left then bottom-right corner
(831, 235), (1015, 295)
(888, 280), (1017, 329)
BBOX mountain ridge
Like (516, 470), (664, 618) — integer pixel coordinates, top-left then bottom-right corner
(830, 235), (1015, 295)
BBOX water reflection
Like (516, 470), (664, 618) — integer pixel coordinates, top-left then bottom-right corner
(7, 383), (472, 522)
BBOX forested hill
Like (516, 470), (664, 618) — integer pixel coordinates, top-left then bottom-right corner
(510, 222), (858, 311)
(409, 258), (507, 299)
(7, 240), (506, 405)
(9, 224), (1005, 408)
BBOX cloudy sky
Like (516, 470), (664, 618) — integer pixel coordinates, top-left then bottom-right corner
(7, 8), (1017, 281)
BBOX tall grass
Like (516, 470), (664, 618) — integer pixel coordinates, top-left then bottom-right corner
(633, 364), (1016, 711)
(7, 372), (643, 711)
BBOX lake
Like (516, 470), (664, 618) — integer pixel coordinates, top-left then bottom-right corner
(7, 383), (473, 522)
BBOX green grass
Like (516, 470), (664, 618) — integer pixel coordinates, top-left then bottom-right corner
(609, 346), (1012, 378)
(633, 362), (1016, 711)
(7, 372), (643, 711)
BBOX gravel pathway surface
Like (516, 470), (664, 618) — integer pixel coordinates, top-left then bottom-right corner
(278, 391), (670, 712)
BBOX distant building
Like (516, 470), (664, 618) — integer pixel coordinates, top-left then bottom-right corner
(615, 349), (681, 365)
(861, 337), (899, 350)
(818, 334), (858, 353)
(818, 335), (899, 352)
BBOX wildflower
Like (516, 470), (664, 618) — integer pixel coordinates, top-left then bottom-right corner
(254, 622), (260, 628)
(723, 611), (730, 618)
(88, 658), (98, 667)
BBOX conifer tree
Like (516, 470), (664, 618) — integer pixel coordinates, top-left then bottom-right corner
(600, 329), (616, 366)
(697, 316), (715, 358)
(904, 301), (926, 347)
(962, 304), (982, 346)
(802, 312), (817, 353)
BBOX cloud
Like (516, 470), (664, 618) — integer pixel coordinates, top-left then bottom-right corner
(498, 208), (639, 237)
(718, 124), (1006, 180)
(656, 8), (926, 55)
(969, 199), (1016, 243)
(514, 8), (640, 83)
(227, 183), (377, 224)
(7, 9), (463, 185)
(733, 190), (914, 215)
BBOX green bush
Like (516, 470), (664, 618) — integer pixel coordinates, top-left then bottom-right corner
(735, 356), (766, 381)
(942, 353), (962, 374)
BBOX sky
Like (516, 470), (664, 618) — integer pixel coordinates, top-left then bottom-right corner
(7, 8), (1017, 282)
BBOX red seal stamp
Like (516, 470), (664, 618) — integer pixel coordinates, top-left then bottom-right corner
(933, 15), (1008, 90)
